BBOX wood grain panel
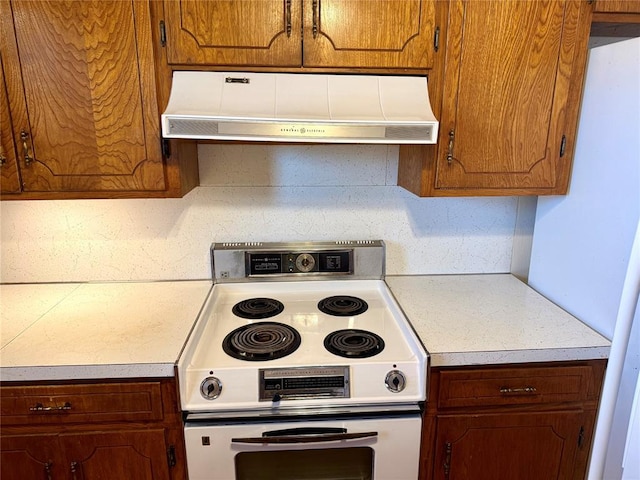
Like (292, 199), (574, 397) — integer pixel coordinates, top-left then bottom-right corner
(60, 430), (171, 480)
(1, 382), (164, 425)
(0, 50), (21, 194)
(432, 411), (582, 480)
(422, 0), (591, 194)
(8, 0), (164, 192)
(438, 365), (592, 408)
(594, 0), (640, 13)
(164, 0), (302, 66)
(437, 0), (566, 189)
(0, 434), (63, 480)
(303, 0), (436, 69)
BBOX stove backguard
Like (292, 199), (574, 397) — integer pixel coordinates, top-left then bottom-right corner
(212, 240), (385, 283)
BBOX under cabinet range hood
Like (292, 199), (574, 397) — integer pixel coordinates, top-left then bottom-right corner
(161, 71), (438, 144)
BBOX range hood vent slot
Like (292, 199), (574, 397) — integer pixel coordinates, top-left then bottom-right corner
(162, 72), (439, 145)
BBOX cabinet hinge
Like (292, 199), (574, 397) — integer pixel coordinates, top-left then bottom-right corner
(578, 426), (585, 448)
(162, 138), (171, 158)
(167, 445), (177, 467)
(434, 26), (440, 52)
(160, 20), (167, 47)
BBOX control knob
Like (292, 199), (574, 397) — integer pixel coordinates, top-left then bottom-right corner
(295, 253), (316, 273)
(385, 370), (406, 393)
(200, 377), (222, 400)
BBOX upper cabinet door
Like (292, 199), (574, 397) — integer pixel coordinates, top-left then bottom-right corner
(0, 55), (21, 194)
(5, 0), (165, 193)
(302, 0), (436, 69)
(593, 0), (640, 13)
(163, 0), (302, 66)
(434, 0), (589, 193)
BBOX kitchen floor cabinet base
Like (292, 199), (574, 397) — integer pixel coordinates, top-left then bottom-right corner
(0, 378), (187, 480)
(419, 360), (606, 480)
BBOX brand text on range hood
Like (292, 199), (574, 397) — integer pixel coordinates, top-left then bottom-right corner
(161, 72), (439, 144)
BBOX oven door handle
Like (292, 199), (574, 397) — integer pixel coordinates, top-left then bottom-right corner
(232, 427), (378, 444)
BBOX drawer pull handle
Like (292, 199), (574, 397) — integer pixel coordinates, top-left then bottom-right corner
(30, 401), (72, 412)
(500, 386), (537, 394)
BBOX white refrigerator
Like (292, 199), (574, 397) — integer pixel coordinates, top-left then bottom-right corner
(528, 37), (640, 480)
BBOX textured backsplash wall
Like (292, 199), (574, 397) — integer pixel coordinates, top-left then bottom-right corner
(0, 145), (520, 283)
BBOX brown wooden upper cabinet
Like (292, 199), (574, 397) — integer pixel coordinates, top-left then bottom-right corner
(398, 0), (593, 196)
(0, 0), (167, 196)
(162, 0), (437, 70)
(593, 0), (640, 13)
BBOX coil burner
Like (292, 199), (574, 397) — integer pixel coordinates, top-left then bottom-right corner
(222, 322), (301, 361)
(232, 298), (284, 319)
(318, 296), (368, 317)
(324, 329), (385, 359)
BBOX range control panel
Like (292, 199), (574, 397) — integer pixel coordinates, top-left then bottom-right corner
(259, 366), (350, 402)
(247, 250), (352, 276)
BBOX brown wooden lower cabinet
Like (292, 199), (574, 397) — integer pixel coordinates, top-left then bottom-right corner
(0, 378), (187, 480)
(420, 360), (607, 480)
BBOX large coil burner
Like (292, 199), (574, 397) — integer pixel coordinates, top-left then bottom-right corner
(222, 322), (301, 361)
(318, 295), (369, 317)
(324, 329), (385, 358)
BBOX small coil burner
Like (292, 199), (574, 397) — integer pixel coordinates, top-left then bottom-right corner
(324, 329), (385, 358)
(222, 322), (301, 361)
(318, 296), (368, 317)
(232, 298), (284, 319)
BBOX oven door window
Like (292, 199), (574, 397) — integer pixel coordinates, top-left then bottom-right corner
(235, 447), (373, 480)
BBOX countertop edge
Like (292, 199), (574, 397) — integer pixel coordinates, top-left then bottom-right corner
(429, 346), (611, 368)
(0, 363), (177, 383)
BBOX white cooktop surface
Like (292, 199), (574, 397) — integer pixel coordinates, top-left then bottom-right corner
(178, 279), (427, 411)
(187, 280), (422, 369)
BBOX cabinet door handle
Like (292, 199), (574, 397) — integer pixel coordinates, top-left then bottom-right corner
(20, 130), (33, 165)
(446, 129), (455, 165)
(285, 0), (292, 37)
(44, 461), (53, 480)
(499, 386), (537, 394)
(70, 461), (79, 480)
(29, 401), (72, 412)
(443, 442), (452, 480)
(312, 0), (319, 38)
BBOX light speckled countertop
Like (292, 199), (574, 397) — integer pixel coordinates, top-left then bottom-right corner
(0, 275), (610, 382)
(0, 281), (212, 381)
(385, 274), (610, 367)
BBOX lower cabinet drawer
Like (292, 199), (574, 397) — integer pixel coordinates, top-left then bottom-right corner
(437, 365), (593, 408)
(0, 382), (164, 425)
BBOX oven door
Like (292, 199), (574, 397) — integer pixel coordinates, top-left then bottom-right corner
(184, 413), (422, 480)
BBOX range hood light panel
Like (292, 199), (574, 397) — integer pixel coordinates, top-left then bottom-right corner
(162, 72), (439, 145)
